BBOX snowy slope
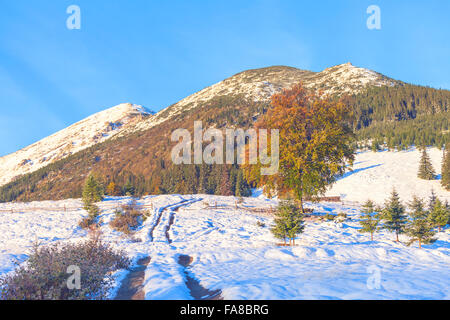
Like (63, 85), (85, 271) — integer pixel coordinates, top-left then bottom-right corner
(326, 147), (450, 205)
(1, 194), (449, 300)
(0, 103), (153, 186)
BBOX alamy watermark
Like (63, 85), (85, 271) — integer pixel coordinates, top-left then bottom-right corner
(66, 5), (81, 30)
(171, 121), (279, 175)
(366, 265), (381, 289)
(366, 5), (381, 30)
(66, 265), (81, 290)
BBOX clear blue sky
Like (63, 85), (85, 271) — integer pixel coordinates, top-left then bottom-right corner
(0, 0), (449, 156)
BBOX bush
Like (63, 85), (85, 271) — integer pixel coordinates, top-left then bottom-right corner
(78, 203), (101, 230)
(323, 213), (336, 221)
(110, 200), (142, 235)
(256, 221), (266, 228)
(78, 216), (98, 229)
(335, 212), (350, 223)
(0, 238), (130, 300)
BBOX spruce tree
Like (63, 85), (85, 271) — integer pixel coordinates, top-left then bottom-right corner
(106, 181), (119, 196)
(81, 174), (103, 226)
(82, 174), (103, 208)
(441, 144), (450, 191)
(405, 195), (435, 248)
(218, 166), (233, 196)
(271, 201), (304, 246)
(235, 170), (243, 197)
(122, 180), (135, 196)
(428, 199), (449, 232)
(428, 188), (437, 212)
(382, 188), (407, 242)
(406, 218), (436, 248)
(358, 200), (380, 241)
(408, 195), (428, 220)
(417, 148), (436, 180)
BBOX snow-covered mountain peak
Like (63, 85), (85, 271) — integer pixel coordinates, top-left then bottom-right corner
(304, 62), (398, 95)
(134, 63), (397, 131)
(0, 103), (154, 186)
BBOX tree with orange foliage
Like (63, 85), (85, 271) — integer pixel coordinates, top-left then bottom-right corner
(106, 181), (120, 196)
(244, 83), (355, 213)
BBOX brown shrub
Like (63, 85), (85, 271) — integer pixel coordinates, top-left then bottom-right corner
(0, 238), (130, 300)
(109, 199), (142, 235)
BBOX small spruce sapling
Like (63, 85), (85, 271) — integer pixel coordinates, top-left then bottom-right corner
(381, 188), (407, 242)
(406, 196), (436, 248)
(271, 200), (304, 246)
(358, 200), (380, 241)
(428, 199), (449, 232)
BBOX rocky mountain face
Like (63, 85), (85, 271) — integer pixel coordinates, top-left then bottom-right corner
(131, 63), (397, 133)
(0, 103), (153, 186)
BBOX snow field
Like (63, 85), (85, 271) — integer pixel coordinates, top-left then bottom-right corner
(0, 192), (448, 299)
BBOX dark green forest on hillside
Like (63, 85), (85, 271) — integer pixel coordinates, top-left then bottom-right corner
(345, 84), (450, 148)
(357, 113), (449, 150)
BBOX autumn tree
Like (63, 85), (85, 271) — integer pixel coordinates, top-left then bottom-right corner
(106, 181), (120, 196)
(442, 144), (450, 191)
(244, 83), (355, 213)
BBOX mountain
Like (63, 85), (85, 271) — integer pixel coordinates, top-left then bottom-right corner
(0, 63), (392, 187)
(131, 63), (397, 132)
(0, 63), (448, 202)
(0, 103), (153, 186)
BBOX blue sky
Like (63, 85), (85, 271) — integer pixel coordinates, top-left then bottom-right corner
(0, 0), (449, 156)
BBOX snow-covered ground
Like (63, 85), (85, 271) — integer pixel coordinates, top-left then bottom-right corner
(326, 147), (450, 205)
(1, 193), (449, 300)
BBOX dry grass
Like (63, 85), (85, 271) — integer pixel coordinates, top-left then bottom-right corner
(109, 199), (143, 235)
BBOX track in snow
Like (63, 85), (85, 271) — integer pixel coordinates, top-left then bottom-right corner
(114, 256), (151, 300)
(148, 197), (224, 300)
(178, 254), (223, 300)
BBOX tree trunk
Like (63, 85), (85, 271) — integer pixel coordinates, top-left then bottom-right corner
(371, 233), (373, 241)
(419, 238), (422, 248)
(296, 183), (304, 214)
(396, 232), (399, 242)
(299, 197), (304, 214)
